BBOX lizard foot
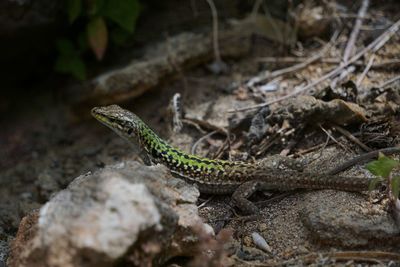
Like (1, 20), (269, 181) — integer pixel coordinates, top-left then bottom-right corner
(232, 181), (272, 215)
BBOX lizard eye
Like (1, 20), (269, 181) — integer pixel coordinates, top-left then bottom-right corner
(127, 128), (133, 135)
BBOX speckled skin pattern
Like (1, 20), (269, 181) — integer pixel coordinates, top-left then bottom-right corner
(92, 105), (372, 195)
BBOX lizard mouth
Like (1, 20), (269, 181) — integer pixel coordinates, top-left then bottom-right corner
(91, 107), (105, 121)
(91, 107), (114, 127)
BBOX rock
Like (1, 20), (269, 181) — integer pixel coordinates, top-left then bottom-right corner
(73, 21), (252, 106)
(0, 202), (21, 233)
(300, 190), (400, 247)
(8, 161), (208, 267)
(0, 239), (8, 267)
(263, 95), (366, 127)
(296, 2), (333, 39)
(35, 171), (61, 201)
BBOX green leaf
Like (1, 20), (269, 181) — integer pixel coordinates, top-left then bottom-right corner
(110, 27), (131, 45)
(56, 39), (76, 57)
(55, 39), (86, 80)
(77, 31), (89, 51)
(87, 0), (106, 15)
(392, 176), (400, 199)
(366, 153), (400, 178)
(55, 53), (86, 80)
(101, 0), (140, 32)
(68, 0), (81, 23)
(87, 16), (108, 60)
(368, 177), (383, 191)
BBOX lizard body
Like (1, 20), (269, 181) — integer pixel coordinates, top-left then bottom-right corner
(92, 105), (374, 212)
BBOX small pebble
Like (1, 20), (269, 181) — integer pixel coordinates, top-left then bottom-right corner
(251, 232), (272, 253)
(258, 223), (268, 232)
(202, 223), (215, 236)
(243, 235), (252, 247)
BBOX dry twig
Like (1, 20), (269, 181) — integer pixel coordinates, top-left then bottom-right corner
(332, 124), (372, 152)
(319, 124), (350, 153)
(343, 0), (369, 62)
(379, 74), (400, 88)
(205, 0), (221, 63)
(257, 57), (400, 69)
(356, 54), (375, 87)
(191, 130), (218, 155)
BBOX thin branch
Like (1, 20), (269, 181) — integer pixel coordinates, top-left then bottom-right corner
(330, 65), (356, 89)
(343, 0), (369, 62)
(205, 0), (221, 62)
(257, 57), (400, 69)
(191, 130), (218, 155)
(379, 74), (400, 88)
(319, 124), (350, 153)
(197, 195), (214, 209)
(332, 124), (372, 152)
(356, 54), (375, 87)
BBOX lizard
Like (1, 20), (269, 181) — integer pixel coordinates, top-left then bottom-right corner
(91, 104), (378, 214)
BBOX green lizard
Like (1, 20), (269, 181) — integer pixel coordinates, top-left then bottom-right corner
(92, 105), (376, 213)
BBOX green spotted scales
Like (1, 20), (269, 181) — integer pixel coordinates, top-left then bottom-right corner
(92, 105), (374, 198)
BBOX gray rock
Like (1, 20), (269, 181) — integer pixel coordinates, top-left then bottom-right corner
(0, 239), (8, 267)
(8, 161), (207, 267)
(300, 190), (400, 247)
(0, 202), (21, 233)
(35, 171), (61, 201)
(79, 23), (252, 105)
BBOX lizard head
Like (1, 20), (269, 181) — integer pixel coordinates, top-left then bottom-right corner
(91, 105), (142, 140)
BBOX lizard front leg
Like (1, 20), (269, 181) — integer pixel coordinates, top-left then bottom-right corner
(232, 180), (274, 214)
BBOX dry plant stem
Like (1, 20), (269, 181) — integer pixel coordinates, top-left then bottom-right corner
(257, 56), (342, 64)
(197, 195), (214, 209)
(379, 74), (400, 88)
(246, 31), (339, 87)
(169, 93), (184, 133)
(328, 146), (400, 175)
(319, 124), (350, 153)
(191, 130), (218, 155)
(296, 141), (331, 155)
(255, 131), (281, 157)
(356, 54), (375, 87)
(229, 18), (400, 113)
(183, 117), (228, 135)
(330, 65), (356, 89)
(205, 0), (221, 62)
(257, 57), (400, 69)
(343, 0), (369, 62)
(251, 0), (263, 17)
(182, 119), (207, 134)
(213, 136), (230, 159)
(332, 124), (372, 152)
